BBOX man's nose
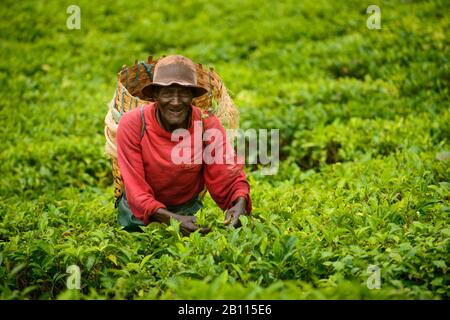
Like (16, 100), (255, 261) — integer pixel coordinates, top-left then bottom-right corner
(172, 95), (181, 104)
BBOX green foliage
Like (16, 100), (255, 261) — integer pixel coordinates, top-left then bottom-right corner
(0, 0), (448, 299)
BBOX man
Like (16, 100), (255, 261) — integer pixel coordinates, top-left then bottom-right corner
(116, 55), (252, 236)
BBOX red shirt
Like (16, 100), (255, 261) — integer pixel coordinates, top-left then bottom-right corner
(116, 102), (252, 225)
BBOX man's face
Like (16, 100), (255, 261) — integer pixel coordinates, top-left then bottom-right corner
(154, 84), (193, 129)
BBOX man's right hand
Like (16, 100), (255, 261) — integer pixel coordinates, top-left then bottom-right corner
(152, 208), (211, 236)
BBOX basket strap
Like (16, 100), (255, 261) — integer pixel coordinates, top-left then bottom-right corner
(140, 105), (146, 140)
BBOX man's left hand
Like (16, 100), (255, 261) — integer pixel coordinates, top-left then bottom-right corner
(224, 197), (247, 228)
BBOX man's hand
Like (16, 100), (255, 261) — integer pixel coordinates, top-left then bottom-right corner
(176, 215), (211, 236)
(152, 208), (211, 236)
(224, 197), (248, 228)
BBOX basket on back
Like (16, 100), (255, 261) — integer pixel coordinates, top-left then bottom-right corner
(104, 55), (240, 204)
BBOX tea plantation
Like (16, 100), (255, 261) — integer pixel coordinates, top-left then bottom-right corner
(0, 0), (448, 299)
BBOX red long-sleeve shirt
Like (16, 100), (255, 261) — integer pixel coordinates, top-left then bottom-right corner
(116, 102), (252, 225)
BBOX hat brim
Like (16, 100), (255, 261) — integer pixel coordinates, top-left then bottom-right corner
(142, 82), (208, 99)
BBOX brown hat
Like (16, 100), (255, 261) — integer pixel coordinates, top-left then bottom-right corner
(142, 55), (208, 99)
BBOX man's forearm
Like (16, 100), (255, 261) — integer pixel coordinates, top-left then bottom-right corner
(234, 196), (247, 210)
(152, 208), (178, 224)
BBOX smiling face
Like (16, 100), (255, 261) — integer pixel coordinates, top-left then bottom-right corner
(153, 84), (194, 131)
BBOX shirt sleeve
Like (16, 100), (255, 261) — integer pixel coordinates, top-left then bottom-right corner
(116, 110), (166, 225)
(202, 116), (252, 214)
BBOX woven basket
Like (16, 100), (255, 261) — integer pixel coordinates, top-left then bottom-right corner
(104, 55), (240, 204)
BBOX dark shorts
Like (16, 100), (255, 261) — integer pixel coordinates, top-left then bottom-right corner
(117, 191), (203, 232)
